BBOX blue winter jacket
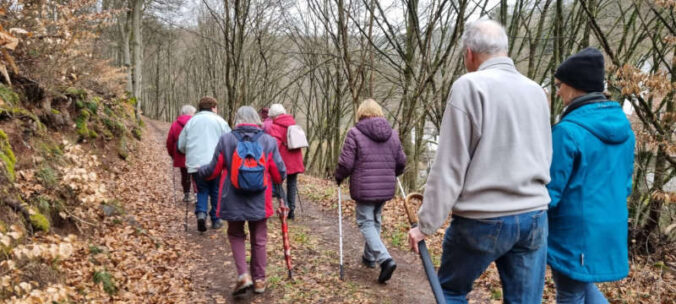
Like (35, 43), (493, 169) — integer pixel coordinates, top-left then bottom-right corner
(547, 95), (635, 282)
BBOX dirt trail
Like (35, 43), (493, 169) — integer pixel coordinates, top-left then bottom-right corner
(143, 118), (489, 303)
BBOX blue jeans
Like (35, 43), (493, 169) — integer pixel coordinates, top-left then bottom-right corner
(191, 173), (219, 223)
(355, 202), (391, 264)
(438, 210), (548, 304)
(286, 173), (298, 212)
(552, 270), (608, 304)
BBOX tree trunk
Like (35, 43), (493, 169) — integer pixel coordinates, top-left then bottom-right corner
(130, 0), (144, 118)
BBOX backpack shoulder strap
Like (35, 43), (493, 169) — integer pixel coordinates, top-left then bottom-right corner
(251, 130), (264, 141)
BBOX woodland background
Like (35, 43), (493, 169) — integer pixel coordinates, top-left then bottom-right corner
(109, 0), (675, 254)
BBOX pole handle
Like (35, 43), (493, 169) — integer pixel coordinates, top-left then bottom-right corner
(403, 193), (423, 226)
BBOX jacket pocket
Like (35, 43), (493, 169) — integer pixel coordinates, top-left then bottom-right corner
(451, 216), (503, 254)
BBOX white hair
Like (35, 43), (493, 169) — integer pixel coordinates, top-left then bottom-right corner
(180, 104), (196, 115)
(462, 19), (508, 55)
(235, 106), (262, 126)
(268, 103), (286, 118)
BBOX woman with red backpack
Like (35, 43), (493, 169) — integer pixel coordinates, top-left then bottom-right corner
(198, 106), (287, 296)
(266, 104), (305, 219)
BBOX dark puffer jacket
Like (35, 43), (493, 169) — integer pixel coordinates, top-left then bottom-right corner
(334, 117), (406, 203)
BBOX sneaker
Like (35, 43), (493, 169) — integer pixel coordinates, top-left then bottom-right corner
(378, 258), (396, 283)
(183, 193), (192, 202)
(253, 279), (265, 294)
(212, 219), (223, 229)
(361, 255), (376, 268)
(232, 273), (252, 296)
(196, 212), (207, 232)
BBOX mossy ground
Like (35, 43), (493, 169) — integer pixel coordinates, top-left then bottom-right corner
(0, 129), (16, 182)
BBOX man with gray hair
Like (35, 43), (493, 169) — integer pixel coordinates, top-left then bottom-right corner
(167, 104), (197, 202)
(408, 19), (552, 303)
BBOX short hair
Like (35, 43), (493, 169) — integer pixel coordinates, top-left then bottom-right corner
(235, 106), (262, 126)
(198, 96), (218, 111)
(356, 99), (384, 120)
(269, 103), (286, 118)
(180, 104), (196, 115)
(461, 19), (508, 55)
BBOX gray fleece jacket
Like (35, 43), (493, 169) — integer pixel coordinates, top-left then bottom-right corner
(418, 57), (552, 236)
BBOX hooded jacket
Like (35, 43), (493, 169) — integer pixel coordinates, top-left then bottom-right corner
(198, 125), (286, 221)
(334, 117), (406, 203)
(166, 114), (191, 168)
(547, 97), (635, 282)
(267, 114), (305, 175)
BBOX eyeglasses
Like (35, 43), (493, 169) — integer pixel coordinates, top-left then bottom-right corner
(554, 82), (562, 89)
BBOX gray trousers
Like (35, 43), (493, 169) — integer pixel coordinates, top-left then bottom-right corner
(355, 202), (391, 264)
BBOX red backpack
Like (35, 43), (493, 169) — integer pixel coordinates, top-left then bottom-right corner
(230, 131), (267, 193)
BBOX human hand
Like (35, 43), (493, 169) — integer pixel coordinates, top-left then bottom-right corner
(408, 226), (426, 254)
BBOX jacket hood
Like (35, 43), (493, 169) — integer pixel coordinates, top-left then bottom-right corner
(563, 101), (632, 144)
(176, 114), (192, 126)
(234, 124), (263, 137)
(273, 114), (296, 127)
(355, 117), (393, 142)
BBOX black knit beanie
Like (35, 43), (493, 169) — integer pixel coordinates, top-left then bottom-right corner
(554, 47), (605, 92)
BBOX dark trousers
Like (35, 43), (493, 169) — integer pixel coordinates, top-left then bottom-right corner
(179, 167), (192, 193)
(286, 173), (298, 212)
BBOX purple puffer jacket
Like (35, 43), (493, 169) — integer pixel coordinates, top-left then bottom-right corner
(334, 117), (406, 203)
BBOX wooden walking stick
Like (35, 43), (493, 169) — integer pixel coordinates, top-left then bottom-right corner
(397, 178), (445, 304)
(275, 184), (293, 279)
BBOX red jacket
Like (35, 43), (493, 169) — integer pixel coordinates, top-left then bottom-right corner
(267, 114), (305, 175)
(166, 115), (192, 167)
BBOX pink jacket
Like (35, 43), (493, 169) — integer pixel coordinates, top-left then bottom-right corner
(267, 114), (305, 175)
(166, 115), (191, 167)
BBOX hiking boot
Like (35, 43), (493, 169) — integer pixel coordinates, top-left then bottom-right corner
(253, 279), (265, 294)
(183, 193), (193, 202)
(196, 212), (207, 232)
(378, 258), (396, 283)
(361, 255), (376, 268)
(212, 219), (223, 229)
(232, 273), (252, 296)
(287, 209), (295, 220)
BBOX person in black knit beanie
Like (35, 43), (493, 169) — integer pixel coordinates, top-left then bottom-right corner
(554, 47), (605, 93)
(548, 47), (635, 303)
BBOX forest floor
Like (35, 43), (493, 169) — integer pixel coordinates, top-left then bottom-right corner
(120, 118), (675, 304)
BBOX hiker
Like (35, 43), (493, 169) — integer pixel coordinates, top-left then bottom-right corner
(259, 107), (273, 132)
(166, 104), (196, 202)
(547, 48), (634, 303)
(408, 20), (552, 303)
(334, 99), (406, 284)
(266, 104), (304, 220)
(198, 106), (286, 295)
(177, 97), (231, 232)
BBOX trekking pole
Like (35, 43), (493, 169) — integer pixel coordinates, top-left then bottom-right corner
(184, 174), (191, 232)
(297, 191), (304, 215)
(170, 165), (187, 232)
(397, 178), (445, 304)
(337, 186), (344, 281)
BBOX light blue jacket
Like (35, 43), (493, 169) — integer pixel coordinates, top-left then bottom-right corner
(178, 110), (231, 173)
(547, 96), (635, 282)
